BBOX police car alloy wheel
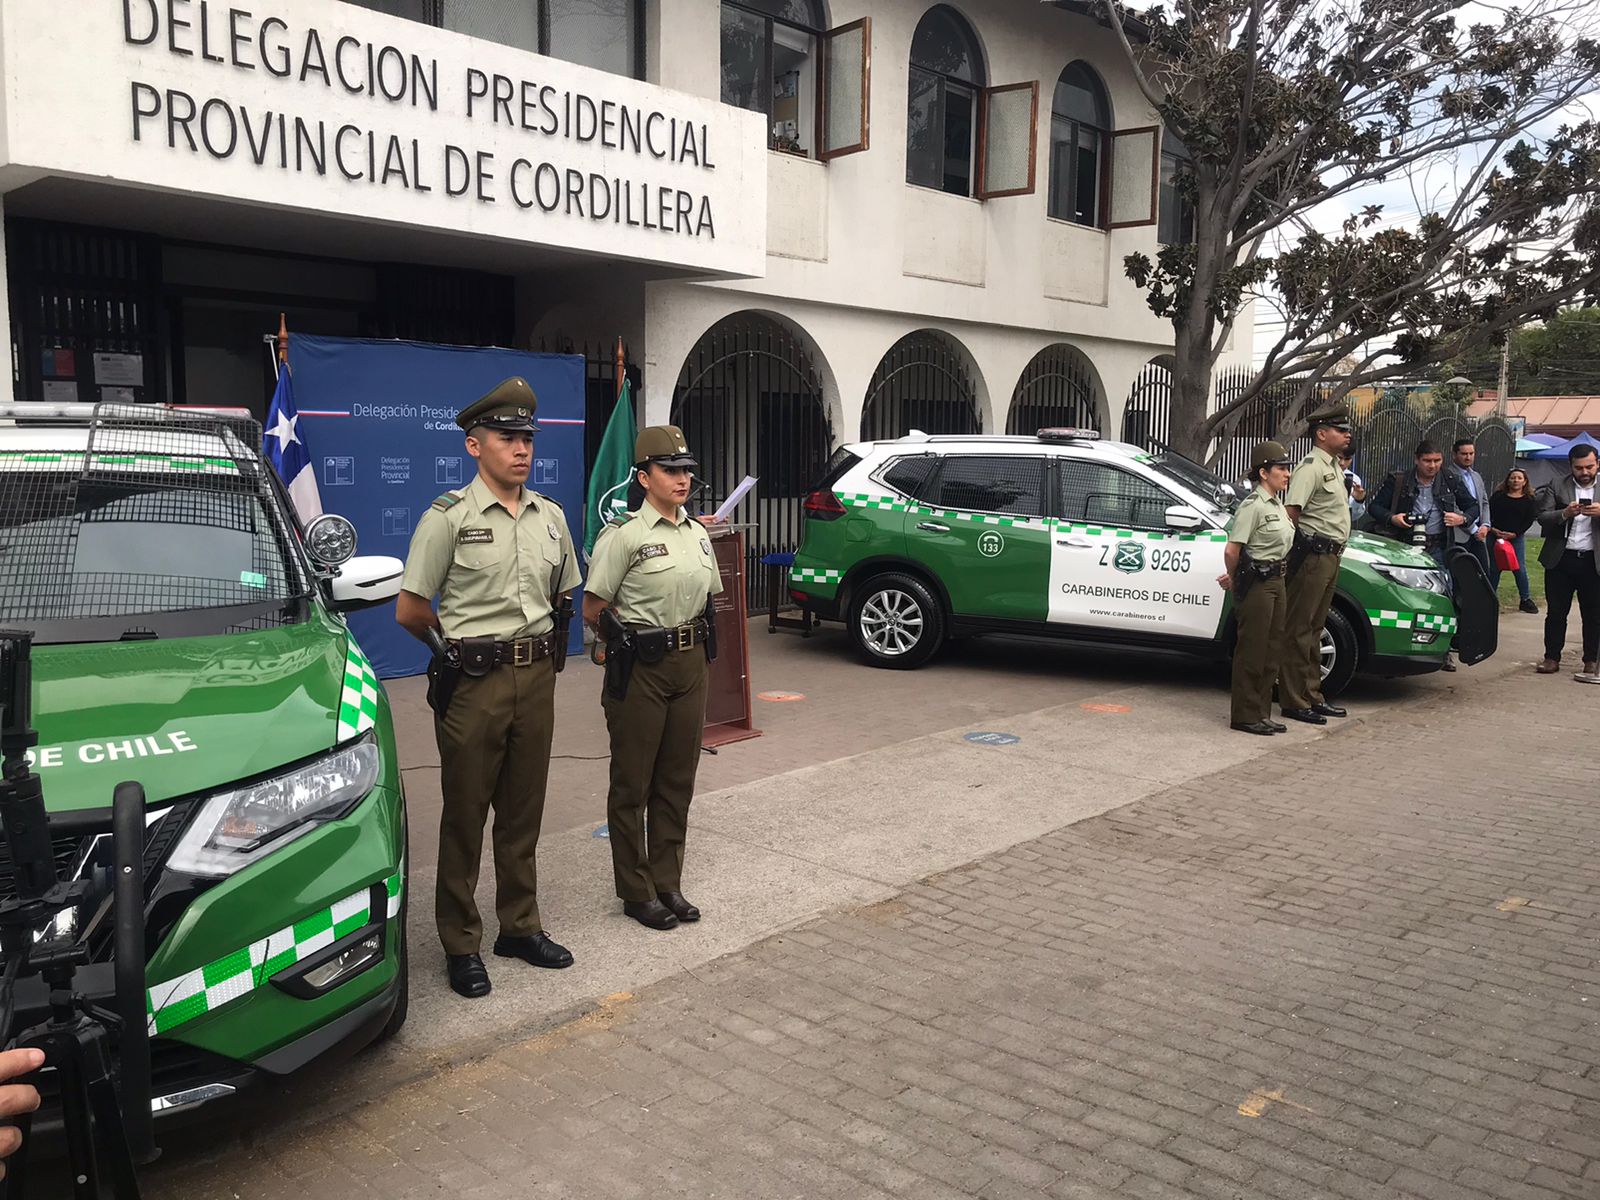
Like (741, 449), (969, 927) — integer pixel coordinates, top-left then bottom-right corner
(1319, 606), (1360, 698)
(849, 573), (944, 668)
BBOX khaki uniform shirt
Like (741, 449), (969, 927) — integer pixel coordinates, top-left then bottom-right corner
(400, 474), (581, 639)
(586, 506), (724, 628)
(1227, 486), (1295, 562)
(1285, 446), (1352, 542)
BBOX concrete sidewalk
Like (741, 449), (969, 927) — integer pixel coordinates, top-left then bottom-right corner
(139, 619), (1600, 1199)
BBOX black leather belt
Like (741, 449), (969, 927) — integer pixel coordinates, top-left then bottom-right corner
(627, 618), (713, 653)
(448, 632), (556, 668)
(1296, 534), (1344, 554)
(1250, 560), (1287, 578)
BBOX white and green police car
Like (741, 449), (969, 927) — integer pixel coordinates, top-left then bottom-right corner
(790, 430), (1489, 695)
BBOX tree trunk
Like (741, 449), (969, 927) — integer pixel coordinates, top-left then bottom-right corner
(1168, 318), (1213, 461)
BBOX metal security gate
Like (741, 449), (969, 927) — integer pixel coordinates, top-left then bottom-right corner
(1122, 359), (1173, 449)
(1008, 344), (1103, 434)
(861, 331), (980, 441)
(6, 219), (163, 405)
(1208, 368), (1329, 483)
(670, 314), (831, 611)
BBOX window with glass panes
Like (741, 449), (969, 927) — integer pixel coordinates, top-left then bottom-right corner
(721, 1), (825, 157)
(342, 0), (644, 79)
(1158, 131), (1196, 245)
(905, 6), (985, 197)
(1048, 63), (1110, 227)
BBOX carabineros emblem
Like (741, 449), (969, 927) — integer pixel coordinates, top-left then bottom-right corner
(1113, 542), (1145, 574)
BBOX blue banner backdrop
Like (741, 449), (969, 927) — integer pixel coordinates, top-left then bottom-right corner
(290, 334), (587, 678)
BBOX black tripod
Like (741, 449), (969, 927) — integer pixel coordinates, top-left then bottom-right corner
(0, 632), (154, 1199)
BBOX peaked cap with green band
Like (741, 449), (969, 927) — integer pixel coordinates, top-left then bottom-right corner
(458, 377), (539, 433)
(1306, 403), (1352, 430)
(634, 424), (697, 468)
(1250, 440), (1294, 472)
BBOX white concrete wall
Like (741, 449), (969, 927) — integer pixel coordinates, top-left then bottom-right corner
(646, 0), (1229, 434)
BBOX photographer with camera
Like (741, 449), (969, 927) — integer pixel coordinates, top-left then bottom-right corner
(0, 1048), (42, 1178)
(1368, 441), (1480, 670)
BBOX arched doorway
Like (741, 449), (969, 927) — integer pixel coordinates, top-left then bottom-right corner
(670, 312), (831, 610)
(1008, 343), (1104, 434)
(860, 330), (981, 441)
(1123, 355), (1174, 449)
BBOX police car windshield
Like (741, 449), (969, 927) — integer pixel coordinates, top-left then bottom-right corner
(1145, 452), (1239, 514)
(0, 463), (310, 643)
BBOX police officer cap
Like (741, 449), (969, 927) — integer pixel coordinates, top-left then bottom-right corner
(456, 378), (540, 433)
(1250, 440), (1294, 473)
(635, 425), (698, 468)
(1306, 403), (1352, 430)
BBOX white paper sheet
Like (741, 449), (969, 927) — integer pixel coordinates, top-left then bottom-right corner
(712, 475), (758, 522)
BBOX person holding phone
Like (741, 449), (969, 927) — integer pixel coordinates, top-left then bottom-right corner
(1535, 443), (1600, 682)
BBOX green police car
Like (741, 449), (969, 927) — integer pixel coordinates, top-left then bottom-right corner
(0, 402), (407, 1124)
(791, 430), (1490, 694)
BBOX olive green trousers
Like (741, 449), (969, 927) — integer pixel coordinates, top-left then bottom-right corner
(434, 658), (555, 955)
(1231, 576), (1287, 724)
(1276, 550), (1340, 711)
(602, 650), (710, 902)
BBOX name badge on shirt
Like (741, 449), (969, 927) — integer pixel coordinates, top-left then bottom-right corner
(457, 528), (494, 545)
(638, 543), (669, 561)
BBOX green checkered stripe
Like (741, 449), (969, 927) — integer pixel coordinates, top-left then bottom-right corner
(837, 492), (1228, 540)
(338, 641), (381, 740)
(145, 872), (403, 1036)
(1367, 609), (1457, 634)
(791, 567), (842, 583)
(0, 450), (240, 474)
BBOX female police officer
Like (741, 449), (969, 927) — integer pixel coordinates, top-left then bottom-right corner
(582, 426), (723, 930)
(1218, 441), (1296, 735)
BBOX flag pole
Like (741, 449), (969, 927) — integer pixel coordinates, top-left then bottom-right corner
(614, 336), (624, 401)
(278, 313), (289, 366)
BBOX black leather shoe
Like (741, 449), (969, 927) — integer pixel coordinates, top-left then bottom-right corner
(447, 953), (491, 998)
(493, 932), (573, 969)
(622, 899), (679, 930)
(1312, 702), (1346, 718)
(657, 891), (700, 922)
(1230, 721), (1277, 736)
(1282, 708), (1327, 725)
(1265, 720), (1287, 733)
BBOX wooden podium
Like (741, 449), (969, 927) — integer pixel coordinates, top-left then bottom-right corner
(703, 526), (761, 748)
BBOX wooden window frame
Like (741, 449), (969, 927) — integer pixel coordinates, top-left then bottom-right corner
(1107, 124), (1162, 230)
(976, 80), (1040, 200)
(819, 16), (871, 160)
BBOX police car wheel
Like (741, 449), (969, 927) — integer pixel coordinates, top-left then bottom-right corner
(848, 573), (944, 669)
(1319, 607), (1359, 698)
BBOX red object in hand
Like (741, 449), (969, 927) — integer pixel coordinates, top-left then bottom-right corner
(1493, 538), (1520, 571)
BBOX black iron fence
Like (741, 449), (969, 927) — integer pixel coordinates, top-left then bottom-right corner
(861, 331), (981, 441)
(1008, 344), (1103, 434)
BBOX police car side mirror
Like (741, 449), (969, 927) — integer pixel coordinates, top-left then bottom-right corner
(1164, 505), (1206, 533)
(329, 556), (405, 612)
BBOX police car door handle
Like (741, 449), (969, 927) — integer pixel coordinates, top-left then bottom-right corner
(915, 521), (950, 533)
(1056, 536), (1093, 548)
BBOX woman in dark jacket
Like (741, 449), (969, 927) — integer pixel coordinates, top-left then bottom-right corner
(1488, 467), (1539, 613)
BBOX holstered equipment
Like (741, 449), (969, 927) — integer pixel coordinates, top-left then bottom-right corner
(702, 595), (719, 663)
(1233, 550), (1286, 603)
(551, 555), (573, 673)
(1287, 530), (1342, 580)
(598, 607), (634, 702)
(424, 627), (461, 720)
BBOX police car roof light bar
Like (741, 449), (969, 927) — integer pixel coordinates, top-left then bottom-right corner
(1036, 427), (1102, 442)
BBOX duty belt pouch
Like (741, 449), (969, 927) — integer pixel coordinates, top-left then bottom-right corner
(633, 628), (668, 664)
(458, 636), (497, 678)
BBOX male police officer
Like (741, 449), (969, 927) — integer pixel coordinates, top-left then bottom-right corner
(1278, 404), (1354, 724)
(396, 378), (582, 999)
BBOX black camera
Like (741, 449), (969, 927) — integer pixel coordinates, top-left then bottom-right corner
(1402, 515), (1428, 546)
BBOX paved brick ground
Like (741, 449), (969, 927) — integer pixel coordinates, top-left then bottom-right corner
(150, 663), (1600, 1200)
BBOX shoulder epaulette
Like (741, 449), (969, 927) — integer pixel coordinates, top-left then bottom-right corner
(532, 491), (563, 510)
(431, 490), (466, 512)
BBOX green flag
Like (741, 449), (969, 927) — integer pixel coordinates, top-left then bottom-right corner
(585, 377), (636, 557)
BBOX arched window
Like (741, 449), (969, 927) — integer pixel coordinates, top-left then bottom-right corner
(906, 6), (986, 196)
(721, 1), (828, 156)
(1048, 63), (1110, 226)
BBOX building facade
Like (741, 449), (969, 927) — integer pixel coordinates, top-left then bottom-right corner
(0, 0), (1247, 572)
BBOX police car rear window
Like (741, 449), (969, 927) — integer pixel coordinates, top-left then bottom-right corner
(929, 456), (1047, 517)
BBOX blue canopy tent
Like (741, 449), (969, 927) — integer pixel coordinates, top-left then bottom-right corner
(1527, 431), (1600, 460)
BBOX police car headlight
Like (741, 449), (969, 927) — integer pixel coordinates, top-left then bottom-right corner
(167, 736), (379, 878)
(1373, 564), (1448, 595)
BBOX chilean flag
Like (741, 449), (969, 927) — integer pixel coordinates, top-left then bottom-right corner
(264, 365), (323, 522)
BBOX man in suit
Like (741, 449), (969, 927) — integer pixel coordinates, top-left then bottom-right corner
(1449, 438), (1493, 577)
(1535, 443), (1600, 682)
